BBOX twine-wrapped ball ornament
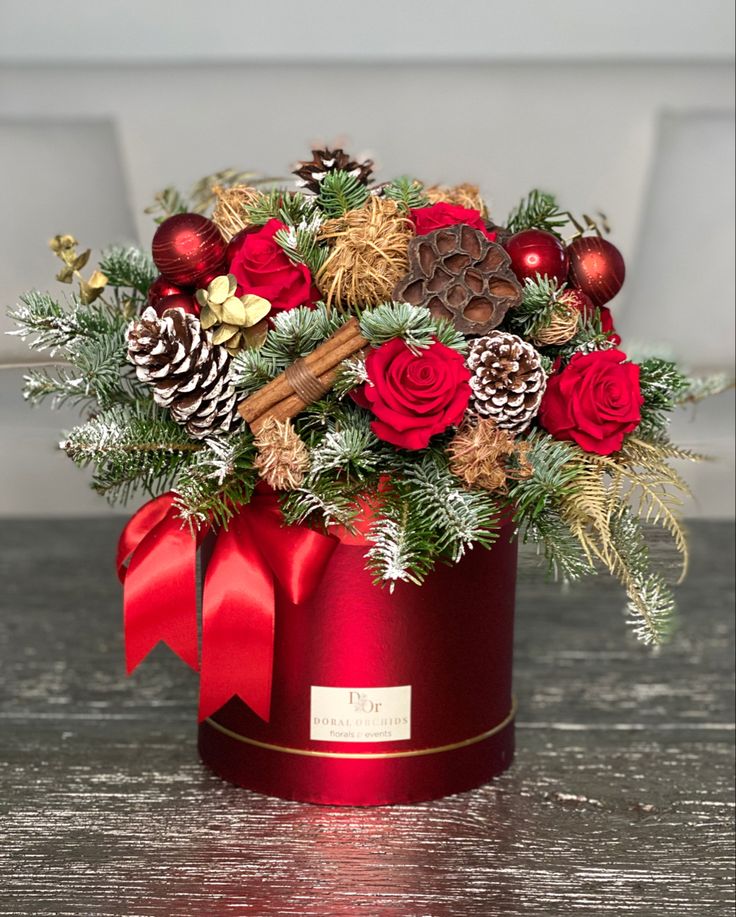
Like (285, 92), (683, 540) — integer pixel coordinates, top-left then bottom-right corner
(466, 331), (547, 433)
(211, 184), (261, 241)
(316, 197), (413, 309)
(425, 183), (486, 214)
(531, 295), (580, 346)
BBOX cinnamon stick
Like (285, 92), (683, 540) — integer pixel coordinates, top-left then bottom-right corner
(238, 317), (367, 423)
(248, 366), (340, 434)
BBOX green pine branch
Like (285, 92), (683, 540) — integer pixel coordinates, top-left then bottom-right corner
(520, 509), (594, 582)
(608, 507), (677, 645)
(273, 223), (329, 276)
(99, 245), (157, 296)
(62, 401), (199, 504)
(637, 358), (692, 442)
(9, 291), (126, 355)
(306, 410), (383, 482)
(173, 429), (258, 530)
(381, 176), (430, 211)
(506, 189), (568, 237)
(359, 301), (466, 352)
(9, 290), (145, 409)
(505, 275), (566, 338)
(280, 474), (365, 531)
(400, 450), (500, 563)
(245, 189), (317, 227)
(365, 505), (437, 588)
(316, 171), (370, 218)
(506, 431), (583, 523)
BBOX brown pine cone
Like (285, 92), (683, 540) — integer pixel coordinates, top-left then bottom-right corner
(127, 307), (241, 439)
(466, 331), (547, 433)
(293, 147), (374, 194)
(393, 225), (522, 335)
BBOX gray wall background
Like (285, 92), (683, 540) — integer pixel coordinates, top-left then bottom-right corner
(1, 0), (734, 516)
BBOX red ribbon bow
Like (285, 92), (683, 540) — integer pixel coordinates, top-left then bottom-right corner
(117, 490), (337, 722)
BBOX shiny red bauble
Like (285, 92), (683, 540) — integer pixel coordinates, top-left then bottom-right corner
(567, 237), (625, 306)
(225, 225), (261, 264)
(151, 213), (227, 287)
(504, 229), (569, 284)
(146, 275), (188, 308)
(151, 293), (199, 317)
(559, 286), (594, 318)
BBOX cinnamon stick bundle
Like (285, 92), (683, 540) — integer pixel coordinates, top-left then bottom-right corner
(238, 317), (369, 434)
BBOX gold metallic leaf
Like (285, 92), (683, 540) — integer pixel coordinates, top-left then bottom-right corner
(241, 294), (271, 327)
(207, 274), (232, 305)
(87, 270), (108, 291)
(56, 267), (74, 283)
(195, 289), (210, 308)
(199, 305), (218, 329)
(78, 279), (104, 305)
(212, 323), (239, 345)
(221, 297), (247, 326)
(72, 250), (91, 272)
(244, 318), (269, 348)
(49, 234), (77, 254)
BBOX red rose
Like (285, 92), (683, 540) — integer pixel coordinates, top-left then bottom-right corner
(227, 219), (319, 312)
(410, 202), (497, 242)
(539, 349), (643, 455)
(354, 338), (471, 450)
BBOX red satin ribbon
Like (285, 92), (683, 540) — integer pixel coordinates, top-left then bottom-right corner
(117, 491), (338, 722)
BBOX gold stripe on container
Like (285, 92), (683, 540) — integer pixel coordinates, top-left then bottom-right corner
(204, 697), (516, 760)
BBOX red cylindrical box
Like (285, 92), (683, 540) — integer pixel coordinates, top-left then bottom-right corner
(198, 523), (517, 806)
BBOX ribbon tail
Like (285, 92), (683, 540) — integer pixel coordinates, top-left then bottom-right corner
(199, 515), (275, 722)
(120, 503), (202, 674)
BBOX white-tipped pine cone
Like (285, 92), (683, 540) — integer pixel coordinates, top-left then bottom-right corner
(466, 331), (547, 433)
(127, 307), (241, 439)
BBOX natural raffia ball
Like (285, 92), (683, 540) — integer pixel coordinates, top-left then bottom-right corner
(211, 184), (261, 241)
(316, 197), (413, 309)
(532, 298), (580, 346)
(425, 183), (486, 215)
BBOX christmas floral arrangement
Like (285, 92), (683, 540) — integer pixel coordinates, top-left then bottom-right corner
(14, 147), (724, 804)
(10, 148), (708, 653)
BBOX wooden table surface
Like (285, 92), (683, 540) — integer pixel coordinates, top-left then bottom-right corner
(0, 519), (733, 917)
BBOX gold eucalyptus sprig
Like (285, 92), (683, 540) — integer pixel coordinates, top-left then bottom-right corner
(49, 234), (108, 305)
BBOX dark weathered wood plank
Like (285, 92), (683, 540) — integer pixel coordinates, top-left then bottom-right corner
(1, 520), (734, 916)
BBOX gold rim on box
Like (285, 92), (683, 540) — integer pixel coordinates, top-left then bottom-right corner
(203, 696), (516, 760)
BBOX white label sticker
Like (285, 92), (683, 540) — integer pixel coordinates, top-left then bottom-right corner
(310, 685), (412, 743)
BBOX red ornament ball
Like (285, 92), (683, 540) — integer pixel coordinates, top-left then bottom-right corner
(146, 275), (188, 308)
(567, 237), (625, 306)
(558, 286), (594, 318)
(151, 293), (199, 317)
(225, 225), (261, 265)
(505, 229), (569, 284)
(151, 213), (226, 287)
